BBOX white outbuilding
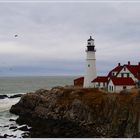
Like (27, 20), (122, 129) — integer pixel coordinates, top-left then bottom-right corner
(108, 77), (135, 93)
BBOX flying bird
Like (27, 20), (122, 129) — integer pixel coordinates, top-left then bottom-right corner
(14, 35), (18, 37)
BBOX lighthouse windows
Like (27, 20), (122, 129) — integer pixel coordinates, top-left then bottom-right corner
(88, 64), (90, 67)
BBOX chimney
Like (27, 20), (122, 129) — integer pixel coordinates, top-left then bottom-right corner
(118, 63), (121, 66)
(128, 61), (130, 65)
(138, 62), (140, 66)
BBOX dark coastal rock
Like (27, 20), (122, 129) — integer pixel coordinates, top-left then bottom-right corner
(34, 89), (49, 95)
(9, 119), (16, 122)
(0, 133), (5, 138)
(3, 134), (9, 138)
(0, 95), (8, 99)
(0, 134), (14, 138)
(9, 126), (17, 130)
(3, 134), (15, 138)
(9, 94), (23, 98)
(18, 125), (30, 131)
(3, 125), (9, 128)
(0, 135), (5, 138)
(22, 132), (30, 138)
(3, 134), (8, 138)
(10, 87), (140, 138)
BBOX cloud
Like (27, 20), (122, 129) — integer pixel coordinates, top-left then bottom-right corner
(0, 2), (139, 75)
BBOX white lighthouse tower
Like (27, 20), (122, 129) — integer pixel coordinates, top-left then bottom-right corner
(84, 36), (97, 87)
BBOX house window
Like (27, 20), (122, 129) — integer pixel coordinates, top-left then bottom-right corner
(127, 73), (129, 78)
(112, 86), (113, 91)
(121, 73), (124, 77)
(123, 86), (126, 89)
(124, 67), (126, 71)
(109, 86), (112, 91)
(98, 82), (100, 87)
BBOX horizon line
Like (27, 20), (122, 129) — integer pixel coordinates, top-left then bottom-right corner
(0, 1), (140, 3)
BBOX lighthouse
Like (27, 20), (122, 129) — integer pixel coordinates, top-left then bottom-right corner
(84, 36), (97, 87)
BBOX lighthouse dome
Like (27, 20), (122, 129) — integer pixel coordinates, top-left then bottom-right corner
(88, 36), (94, 41)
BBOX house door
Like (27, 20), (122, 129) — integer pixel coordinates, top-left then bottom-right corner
(123, 86), (126, 89)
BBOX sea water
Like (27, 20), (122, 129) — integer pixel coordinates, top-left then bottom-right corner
(0, 76), (76, 138)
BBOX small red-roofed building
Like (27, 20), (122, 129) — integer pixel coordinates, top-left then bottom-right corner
(74, 77), (84, 87)
(92, 76), (108, 89)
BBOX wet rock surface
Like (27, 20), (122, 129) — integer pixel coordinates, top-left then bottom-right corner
(0, 94), (23, 99)
(10, 87), (140, 138)
(9, 119), (16, 122)
(0, 134), (15, 138)
(0, 95), (8, 99)
(0, 135), (5, 138)
(0, 123), (30, 138)
(9, 126), (17, 130)
(9, 94), (23, 98)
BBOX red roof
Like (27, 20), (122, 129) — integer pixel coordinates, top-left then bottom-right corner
(92, 76), (108, 83)
(110, 77), (135, 86)
(126, 65), (140, 78)
(74, 77), (84, 87)
(107, 63), (140, 80)
(137, 76), (140, 80)
(74, 77), (84, 81)
(107, 65), (123, 77)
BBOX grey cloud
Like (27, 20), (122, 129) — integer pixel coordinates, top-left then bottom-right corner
(0, 3), (139, 76)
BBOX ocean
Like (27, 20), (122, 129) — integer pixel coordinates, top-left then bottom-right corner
(0, 76), (76, 138)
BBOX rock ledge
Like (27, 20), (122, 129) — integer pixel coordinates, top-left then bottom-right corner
(10, 87), (140, 138)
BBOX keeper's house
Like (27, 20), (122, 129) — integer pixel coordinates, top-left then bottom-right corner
(92, 61), (140, 93)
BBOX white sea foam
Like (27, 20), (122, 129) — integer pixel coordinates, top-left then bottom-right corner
(0, 98), (20, 112)
(6, 92), (25, 97)
(0, 97), (28, 138)
(0, 114), (31, 138)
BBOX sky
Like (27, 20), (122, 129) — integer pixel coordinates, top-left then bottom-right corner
(0, 1), (140, 76)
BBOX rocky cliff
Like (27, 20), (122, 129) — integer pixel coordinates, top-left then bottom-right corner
(10, 86), (140, 138)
